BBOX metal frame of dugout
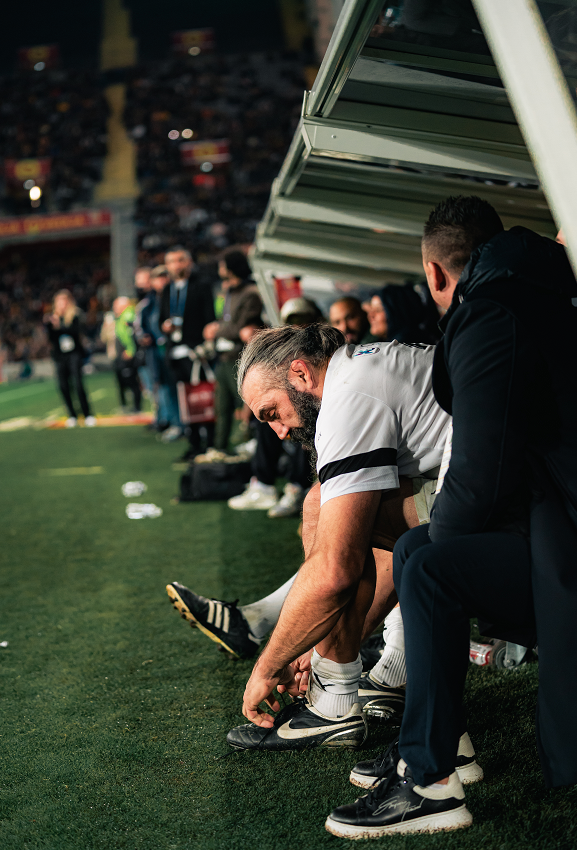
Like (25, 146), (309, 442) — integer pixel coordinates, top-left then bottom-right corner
(251, 0), (577, 324)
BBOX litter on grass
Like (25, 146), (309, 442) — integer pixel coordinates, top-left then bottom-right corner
(0, 641), (8, 648)
(126, 503), (162, 519)
(122, 481), (147, 497)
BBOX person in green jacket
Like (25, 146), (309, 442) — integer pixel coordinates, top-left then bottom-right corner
(113, 296), (142, 413)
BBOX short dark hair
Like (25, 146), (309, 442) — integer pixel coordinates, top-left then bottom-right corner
(221, 249), (252, 280)
(165, 245), (191, 259)
(422, 196), (504, 274)
(330, 296), (364, 314)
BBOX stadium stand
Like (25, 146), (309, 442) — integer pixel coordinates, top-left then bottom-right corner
(124, 51), (308, 265)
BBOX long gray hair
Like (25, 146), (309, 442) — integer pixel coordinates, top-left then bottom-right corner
(236, 323), (345, 397)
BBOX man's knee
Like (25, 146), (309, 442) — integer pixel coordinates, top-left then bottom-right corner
(393, 525), (432, 592)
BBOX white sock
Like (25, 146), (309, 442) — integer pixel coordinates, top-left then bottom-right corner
(370, 605), (406, 687)
(309, 649), (362, 717)
(240, 573), (297, 640)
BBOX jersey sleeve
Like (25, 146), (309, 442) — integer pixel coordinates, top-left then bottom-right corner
(316, 391), (400, 506)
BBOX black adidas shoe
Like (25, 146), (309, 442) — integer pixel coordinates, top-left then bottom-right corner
(166, 582), (261, 659)
(357, 673), (405, 720)
(350, 732), (483, 790)
(326, 759), (472, 838)
(227, 696), (367, 751)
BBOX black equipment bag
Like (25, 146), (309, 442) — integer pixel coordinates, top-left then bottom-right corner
(179, 460), (251, 502)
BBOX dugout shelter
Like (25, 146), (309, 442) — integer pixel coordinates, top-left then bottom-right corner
(251, 0), (577, 323)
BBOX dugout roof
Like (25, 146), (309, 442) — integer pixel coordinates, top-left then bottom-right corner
(252, 0), (577, 322)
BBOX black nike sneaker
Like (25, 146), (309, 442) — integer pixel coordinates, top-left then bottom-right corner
(357, 673), (405, 719)
(350, 732), (483, 790)
(326, 759), (473, 838)
(166, 582), (261, 659)
(227, 696), (367, 751)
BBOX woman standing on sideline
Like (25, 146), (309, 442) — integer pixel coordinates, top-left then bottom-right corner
(45, 290), (95, 428)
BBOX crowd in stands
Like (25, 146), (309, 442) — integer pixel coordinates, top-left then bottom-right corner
(0, 68), (108, 216)
(125, 51), (307, 264)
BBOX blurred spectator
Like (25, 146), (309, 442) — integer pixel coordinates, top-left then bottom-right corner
(328, 296), (372, 344)
(228, 296), (321, 517)
(367, 282), (441, 344)
(139, 264), (180, 431)
(113, 296), (141, 413)
(203, 248), (263, 454)
(0, 246), (110, 364)
(44, 289), (95, 427)
(160, 245), (215, 453)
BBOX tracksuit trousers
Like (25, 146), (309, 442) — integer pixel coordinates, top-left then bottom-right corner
(393, 524), (535, 786)
(252, 419), (313, 489)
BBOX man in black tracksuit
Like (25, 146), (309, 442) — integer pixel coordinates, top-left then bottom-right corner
(327, 197), (577, 837)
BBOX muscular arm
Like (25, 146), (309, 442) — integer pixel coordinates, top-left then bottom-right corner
(242, 489), (381, 725)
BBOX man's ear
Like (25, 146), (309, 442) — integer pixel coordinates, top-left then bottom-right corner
(288, 358), (314, 389)
(424, 260), (447, 294)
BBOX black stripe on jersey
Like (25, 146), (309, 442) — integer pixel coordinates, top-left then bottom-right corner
(318, 447), (397, 484)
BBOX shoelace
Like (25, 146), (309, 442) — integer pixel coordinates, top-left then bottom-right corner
(357, 762), (408, 815)
(369, 738), (400, 783)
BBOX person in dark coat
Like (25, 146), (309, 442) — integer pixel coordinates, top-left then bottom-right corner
(367, 280), (441, 344)
(159, 246), (216, 453)
(45, 289), (95, 428)
(202, 249), (263, 453)
(327, 196), (577, 837)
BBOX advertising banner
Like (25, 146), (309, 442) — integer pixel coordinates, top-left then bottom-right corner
(18, 44), (60, 70)
(171, 29), (215, 55)
(4, 158), (51, 183)
(180, 139), (231, 165)
(0, 209), (111, 240)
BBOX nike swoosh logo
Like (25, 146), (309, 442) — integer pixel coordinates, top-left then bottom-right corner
(276, 718), (363, 740)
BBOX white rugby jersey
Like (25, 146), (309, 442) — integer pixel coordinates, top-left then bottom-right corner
(315, 342), (451, 506)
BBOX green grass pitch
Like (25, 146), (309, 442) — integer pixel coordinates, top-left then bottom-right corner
(0, 373), (575, 849)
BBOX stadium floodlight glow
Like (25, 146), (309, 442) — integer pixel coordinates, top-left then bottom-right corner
(34, 62), (46, 71)
(188, 46), (200, 56)
(168, 129), (179, 140)
(23, 179), (35, 190)
(200, 161), (213, 172)
(181, 128), (193, 139)
(29, 186), (42, 201)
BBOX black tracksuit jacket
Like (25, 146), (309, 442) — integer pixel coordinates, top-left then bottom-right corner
(430, 226), (577, 788)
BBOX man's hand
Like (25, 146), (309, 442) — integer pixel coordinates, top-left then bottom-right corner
(242, 664), (300, 727)
(278, 649), (313, 696)
(161, 319), (173, 334)
(203, 321), (220, 341)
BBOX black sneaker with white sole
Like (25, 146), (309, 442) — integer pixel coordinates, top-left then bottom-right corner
(166, 582), (261, 659)
(227, 696), (367, 751)
(357, 673), (405, 720)
(349, 732), (484, 790)
(326, 759), (473, 839)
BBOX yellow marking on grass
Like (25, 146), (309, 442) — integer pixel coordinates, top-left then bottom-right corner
(39, 467), (104, 477)
(89, 389), (108, 401)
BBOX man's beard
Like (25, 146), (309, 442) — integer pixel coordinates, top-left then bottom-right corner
(284, 381), (321, 466)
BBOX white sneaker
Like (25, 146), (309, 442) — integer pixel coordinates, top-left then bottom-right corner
(228, 477), (278, 510)
(160, 425), (183, 443)
(267, 482), (305, 518)
(65, 417), (77, 428)
(84, 415), (97, 427)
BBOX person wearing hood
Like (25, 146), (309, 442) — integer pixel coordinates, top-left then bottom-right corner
(367, 281), (441, 344)
(326, 196), (577, 838)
